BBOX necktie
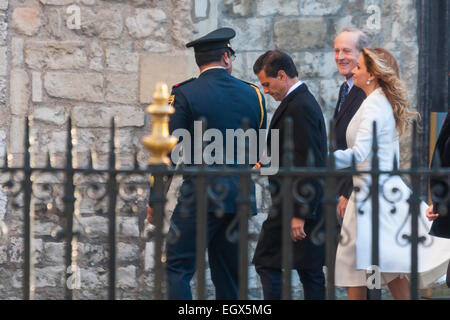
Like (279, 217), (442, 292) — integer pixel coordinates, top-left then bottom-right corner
(337, 82), (349, 114)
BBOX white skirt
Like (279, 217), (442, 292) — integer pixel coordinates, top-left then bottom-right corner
(335, 175), (450, 289)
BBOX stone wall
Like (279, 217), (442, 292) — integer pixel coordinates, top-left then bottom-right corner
(0, 0), (418, 299)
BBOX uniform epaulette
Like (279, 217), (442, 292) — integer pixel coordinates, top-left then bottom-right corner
(240, 80), (265, 129)
(172, 77), (196, 89)
(239, 79), (260, 89)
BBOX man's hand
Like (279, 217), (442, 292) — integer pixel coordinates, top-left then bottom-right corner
(426, 204), (439, 221)
(146, 205), (154, 225)
(337, 196), (349, 219)
(291, 217), (306, 242)
(254, 160), (261, 169)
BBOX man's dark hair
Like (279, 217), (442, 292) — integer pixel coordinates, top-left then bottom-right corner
(195, 48), (231, 67)
(253, 50), (298, 78)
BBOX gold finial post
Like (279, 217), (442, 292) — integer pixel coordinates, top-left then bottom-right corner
(142, 82), (178, 165)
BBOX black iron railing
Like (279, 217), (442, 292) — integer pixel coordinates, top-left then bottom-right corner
(0, 115), (448, 300)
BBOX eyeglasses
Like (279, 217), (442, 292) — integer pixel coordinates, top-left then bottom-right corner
(228, 50), (236, 61)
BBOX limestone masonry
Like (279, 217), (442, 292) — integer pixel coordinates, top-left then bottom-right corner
(0, 0), (419, 299)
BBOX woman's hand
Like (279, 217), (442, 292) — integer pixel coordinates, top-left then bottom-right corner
(146, 205), (154, 225)
(337, 196), (348, 219)
(426, 204), (439, 221)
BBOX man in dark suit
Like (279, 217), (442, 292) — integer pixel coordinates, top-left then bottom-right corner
(147, 28), (267, 299)
(252, 50), (327, 300)
(333, 28), (370, 220)
(426, 111), (450, 287)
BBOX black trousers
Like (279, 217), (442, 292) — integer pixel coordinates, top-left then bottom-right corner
(256, 266), (325, 300)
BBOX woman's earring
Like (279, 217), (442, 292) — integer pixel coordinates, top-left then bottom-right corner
(366, 79), (371, 85)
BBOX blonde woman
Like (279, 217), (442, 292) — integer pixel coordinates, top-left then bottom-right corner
(333, 48), (450, 300)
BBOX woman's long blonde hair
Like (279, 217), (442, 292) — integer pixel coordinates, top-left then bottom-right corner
(362, 48), (419, 136)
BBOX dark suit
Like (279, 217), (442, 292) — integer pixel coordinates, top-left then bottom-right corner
(333, 82), (366, 198)
(252, 83), (327, 299)
(165, 68), (267, 300)
(429, 112), (450, 239)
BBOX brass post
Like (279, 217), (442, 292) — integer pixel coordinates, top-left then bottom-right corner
(142, 82), (178, 165)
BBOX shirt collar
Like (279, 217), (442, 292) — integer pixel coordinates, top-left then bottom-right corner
(285, 80), (303, 98)
(346, 76), (354, 91)
(200, 66), (226, 74)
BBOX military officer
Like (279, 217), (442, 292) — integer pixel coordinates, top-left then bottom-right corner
(147, 27), (267, 300)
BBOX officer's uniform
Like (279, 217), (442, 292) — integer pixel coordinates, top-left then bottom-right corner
(164, 28), (267, 299)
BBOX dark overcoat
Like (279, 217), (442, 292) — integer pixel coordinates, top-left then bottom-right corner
(430, 112), (450, 239)
(252, 83), (328, 270)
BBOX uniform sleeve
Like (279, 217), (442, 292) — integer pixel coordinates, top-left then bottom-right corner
(149, 88), (192, 208)
(333, 101), (381, 169)
(169, 87), (192, 134)
(260, 94), (267, 130)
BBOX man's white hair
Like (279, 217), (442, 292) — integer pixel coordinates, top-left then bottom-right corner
(339, 27), (371, 51)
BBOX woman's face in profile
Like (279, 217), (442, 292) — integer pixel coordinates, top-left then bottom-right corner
(351, 55), (370, 89)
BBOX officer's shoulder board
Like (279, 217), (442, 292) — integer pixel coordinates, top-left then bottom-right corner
(169, 77), (196, 106)
(239, 80), (265, 129)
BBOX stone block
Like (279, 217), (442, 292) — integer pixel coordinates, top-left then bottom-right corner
(0, 77), (5, 105)
(0, 46), (6, 76)
(80, 0), (96, 5)
(72, 105), (144, 128)
(118, 242), (139, 262)
(10, 69), (29, 116)
(11, 38), (24, 67)
(274, 18), (326, 50)
(44, 72), (103, 103)
(194, 0), (208, 19)
(32, 71), (43, 102)
(74, 7), (123, 40)
(78, 216), (108, 237)
(9, 117), (25, 154)
(117, 265), (137, 288)
(33, 106), (67, 126)
(0, 13), (6, 46)
(25, 41), (87, 70)
(12, 8), (41, 36)
(114, 105), (146, 127)
(221, 17), (270, 51)
(44, 9), (63, 39)
(140, 40), (171, 53)
(144, 241), (153, 271)
(257, 0), (299, 16)
(43, 242), (65, 264)
(105, 73), (138, 104)
(300, 0), (343, 16)
(223, 0), (254, 17)
(80, 267), (107, 290)
(291, 52), (336, 78)
(319, 78), (341, 121)
(33, 239), (44, 264)
(34, 266), (64, 288)
(118, 216), (139, 237)
(40, 0), (73, 4)
(0, 244), (7, 264)
(170, 0), (195, 47)
(78, 243), (106, 267)
(49, 131), (67, 153)
(0, 0), (8, 11)
(126, 8), (167, 39)
(105, 44), (139, 73)
(88, 41), (103, 72)
(139, 53), (197, 104)
(34, 221), (62, 237)
(8, 237), (23, 263)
